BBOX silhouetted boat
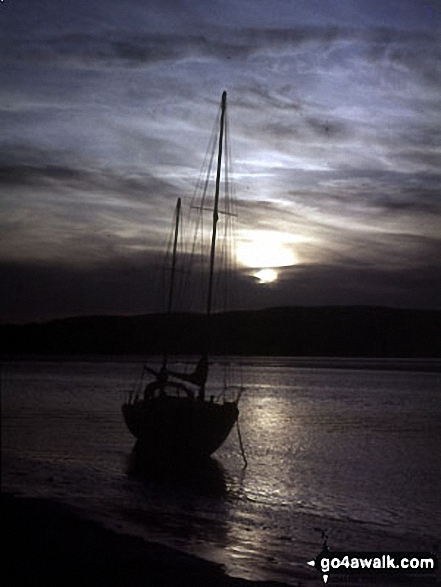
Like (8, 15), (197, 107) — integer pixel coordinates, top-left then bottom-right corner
(122, 92), (242, 462)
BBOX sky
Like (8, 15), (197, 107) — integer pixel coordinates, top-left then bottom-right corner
(1, 0), (440, 322)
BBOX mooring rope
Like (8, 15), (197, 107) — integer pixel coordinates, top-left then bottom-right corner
(236, 416), (248, 468)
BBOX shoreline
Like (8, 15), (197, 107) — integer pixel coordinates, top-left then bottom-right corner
(2, 355), (440, 374)
(3, 491), (440, 587)
(3, 493), (292, 587)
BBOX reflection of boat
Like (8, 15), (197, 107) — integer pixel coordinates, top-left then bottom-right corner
(127, 442), (228, 496)
(122, 92), (242, 462)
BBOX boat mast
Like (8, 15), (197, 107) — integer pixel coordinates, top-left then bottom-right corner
(206, 91), (226, 318)
(168, 197), (181, 315)
(194, 91), (226, 402)
(162, 197), (181, 370)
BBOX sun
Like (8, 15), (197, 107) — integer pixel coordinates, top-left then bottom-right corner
(254, 268), (278, 283)
(237, 236), (295, 268)
(236, 231), (297, 285)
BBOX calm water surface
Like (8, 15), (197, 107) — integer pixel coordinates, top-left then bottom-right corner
(2, 357), (440, 584)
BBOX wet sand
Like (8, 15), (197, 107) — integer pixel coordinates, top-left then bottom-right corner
(3, 492), (440, 586)
(3, 493), (290, 587)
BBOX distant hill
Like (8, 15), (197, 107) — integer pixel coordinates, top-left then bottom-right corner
(1, 307), (440, 358)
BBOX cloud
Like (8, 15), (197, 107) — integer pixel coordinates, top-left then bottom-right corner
(0, 163), (176, 203)
(0, 161), (185, 268)
(0, 256), (164, 322)
(0, 164), (85, 187)
(367, 33), (441, 86)
(278, 262), (441, 308)
(2, 240), (440, 323)
(233, 187), (441, 275)
(2, 26), (439, 72)
(261, 115), (352, 145)
(1, 32), (223, 68)
(1, 6), (440, 319)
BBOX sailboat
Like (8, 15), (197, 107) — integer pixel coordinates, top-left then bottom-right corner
(122, 91), (242, 461)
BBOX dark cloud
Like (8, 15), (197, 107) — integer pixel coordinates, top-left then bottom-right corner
(289, 172), (441, 218)
(0, 163), (179, 207)
(2, 26), (438, 70)
(262, 116), (351, 143)
(280, 262), (441, 309)
(2, 248), (440, 324)
(368, 193), (440, 216)
(0, 160), (188, 271)
(1, 32), (228, 68)
(0, 164), (85, 186)
(0, 257), (163, 323)
(390, 149), (441, 173)
(233, 83), (303, 112)
(368, 35), (441, 86)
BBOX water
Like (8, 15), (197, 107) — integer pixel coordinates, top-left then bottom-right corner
(2, 357), (440, 585)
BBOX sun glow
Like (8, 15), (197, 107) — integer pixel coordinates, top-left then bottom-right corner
(254, 268), (278, 283)
(236, 231), (297, 269)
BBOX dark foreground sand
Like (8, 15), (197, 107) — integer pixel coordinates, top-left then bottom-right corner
(3, 493), (290, 587)
(4, 493), (439, 587)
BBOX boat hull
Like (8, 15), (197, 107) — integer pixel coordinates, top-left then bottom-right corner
(122, 396), (239, 460)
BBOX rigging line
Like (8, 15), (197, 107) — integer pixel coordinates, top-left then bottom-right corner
(226, 117), (238, 312)
(217, 107), (228, 314)
(195, 117), (220, 311)
(189, 111), (218, 210)
(180, 110), (219, 313)
(187, 116), (217, 233)
(224, 109), (234, 311)
(174, 204), (185, 312)
(197, 111), (221, 296)
(215, 149), (237, 315)
(151, 212), (173, 314)
(213, 170), (230, 311)
(160, 211), (178, 312)
(191, 114), (218, 222)
(207, 91), (227, 319)
(227, 141), (241, 312)
(237, 417), (248, 468)
(224, 105), (244, 395)
(166, 197), (181, 316)
(213, 100), (233, 314)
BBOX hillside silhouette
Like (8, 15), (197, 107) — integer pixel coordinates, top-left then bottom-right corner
(2, 306), (440, 358)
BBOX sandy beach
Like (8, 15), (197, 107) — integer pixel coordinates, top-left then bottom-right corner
(3, 493), (292, 587)
(4, 492), (440, 587)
